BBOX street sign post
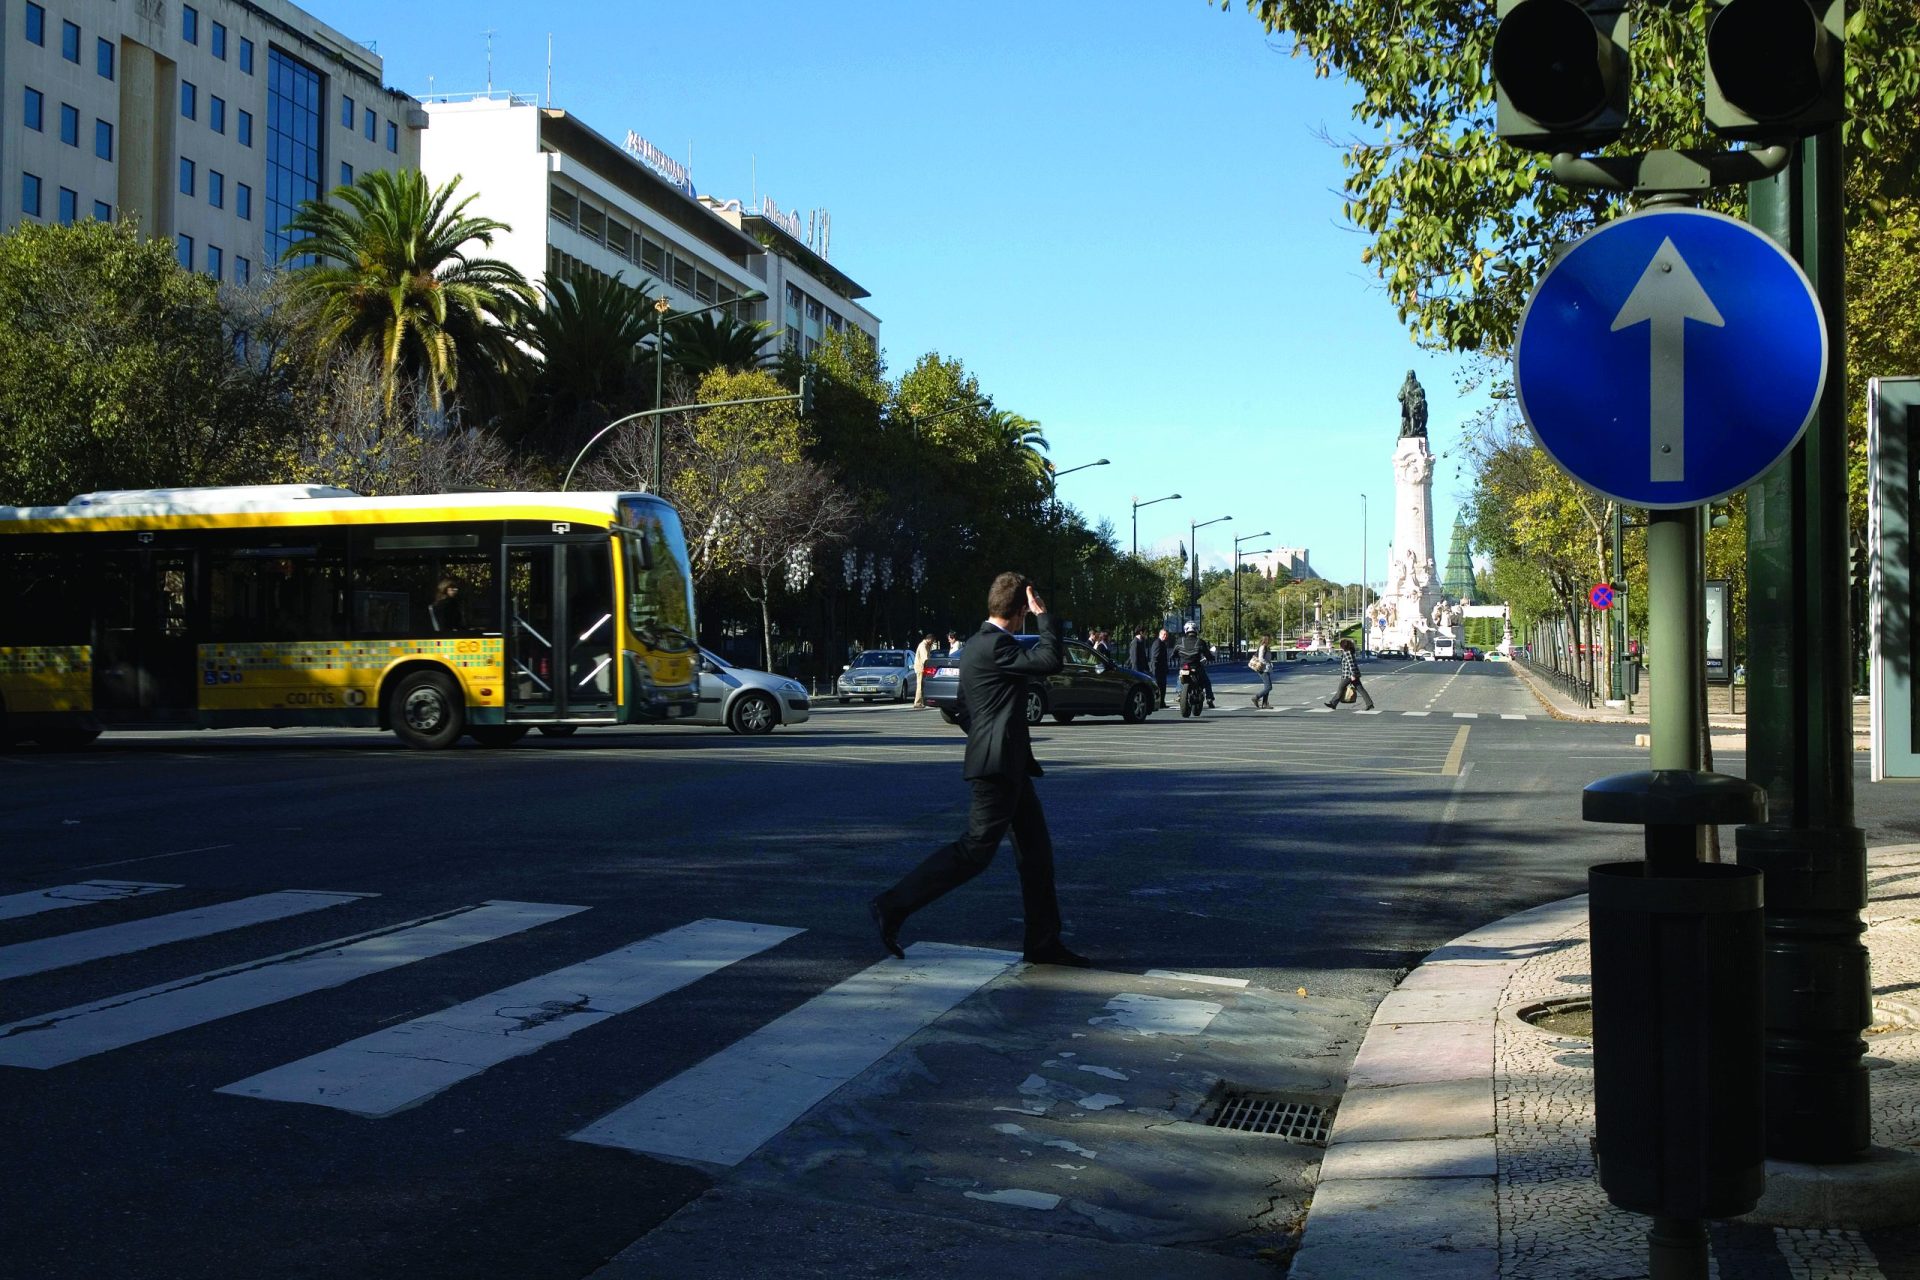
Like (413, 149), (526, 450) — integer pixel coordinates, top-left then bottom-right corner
(1514, 206), (1827, 508)
(1590, 583), (1615, 610)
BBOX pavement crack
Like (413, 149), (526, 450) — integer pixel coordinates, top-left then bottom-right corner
(497, 995), (594, 1031)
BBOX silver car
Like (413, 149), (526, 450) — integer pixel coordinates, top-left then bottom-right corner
(836, 649), (915, 703)
(691, 648), (811, 734)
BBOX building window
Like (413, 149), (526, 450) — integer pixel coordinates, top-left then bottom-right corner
(341, 95), (354, 128)
(266, 48), (323, 267)
(210, 96), (225, 134)
(339, 161), (353, 187)
(22, 173), (42, 218)
(549, 186), (576, 227)
(363, 107), (375, 141)
(60, 104), (78, 147)
(240, 38), (254, 73)
(181, 82), (197, 120)
(211, 22), (226, 59)
(206, 245), (222, 280)
(95, 119), (112, 160)
(576, 202), (604, 244)
(23, 88), (43, 132)
(93, 200), (111, 221)
(386, 121), (398, 153)
(238, 110), (253, 147)
(235, 256), (250, 285)
(61, 20), (79, 63)
(25, 4), (44, 45)
(180, 158), (195, 196)
(671, 255), (695, 291)
(640, 238), (664, 276)
(605, 219), (632, 260)
(58, 187), (77, 225)
(177, 234), (193, 268)
(182, 6), (198, 44)
(97, 37), (114, 80)
(208, 170), (224, 209)
(236, 183), (251, 220)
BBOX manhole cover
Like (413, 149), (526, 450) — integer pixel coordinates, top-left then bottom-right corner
(1206, 1093), (1333, 1144)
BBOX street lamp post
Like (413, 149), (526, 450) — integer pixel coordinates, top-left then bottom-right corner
(1189, 515), (1231, 627)
(1360, 493), (1369, 655)
(1232, 530), (1271, 658)
(1130, 493), (1181, 559)
(1048, 458), (1110, 600)
(649, 289), (767, 493)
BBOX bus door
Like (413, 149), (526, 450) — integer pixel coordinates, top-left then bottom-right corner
(95, 546), (198, 716)
(502, 538), (616, 720)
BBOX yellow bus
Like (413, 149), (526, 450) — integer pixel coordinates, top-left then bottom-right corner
(0, 485), (700, 749)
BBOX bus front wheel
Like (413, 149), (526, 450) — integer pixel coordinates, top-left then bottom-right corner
(390, 670), (465, 750)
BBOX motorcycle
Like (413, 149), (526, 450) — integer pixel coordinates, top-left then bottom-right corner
(1177, 660), (1206, 718)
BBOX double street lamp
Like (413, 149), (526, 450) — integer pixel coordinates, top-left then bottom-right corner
(1189, 515), (1231, 620)
(649, 289), (768, 493)
(1131, 492), (1180, 559)
(1049, 458), (1110, 597)
(1232, 530), (1271, 657)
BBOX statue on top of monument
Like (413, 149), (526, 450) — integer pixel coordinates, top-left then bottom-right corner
(1398, 370), (1429, 439)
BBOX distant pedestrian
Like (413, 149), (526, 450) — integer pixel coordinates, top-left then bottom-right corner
(1127, 627), (1150, 676)
(1093, 631), (1113, 661)
(912, 633), (936, 708)
(1251, 634), (1275, 708)
(1151, 628), (1172, 708)
(1324, 638), (1376, 711)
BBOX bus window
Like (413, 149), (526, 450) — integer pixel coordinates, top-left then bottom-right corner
(207, 540), (347, 641)
(617, 503), (694, 650)
(0, 548), (91, 645)
(350, 528), (497, 637)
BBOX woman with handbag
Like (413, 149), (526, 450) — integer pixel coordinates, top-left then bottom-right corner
(1250, 634), (1276, 708)
(1325, 637), (1376, 711)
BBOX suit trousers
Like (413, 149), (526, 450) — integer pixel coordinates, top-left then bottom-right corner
(878, 773), (1062, 954)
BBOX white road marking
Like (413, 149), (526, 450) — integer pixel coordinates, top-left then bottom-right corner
(78, 844), (235, 871)
(0, 900), (583, 1069)
(1144, 969), (1249, 989)
(219, 918), (804, 1117)
(571, 940), (1019, 1167)
(1453, 712), (1479, 719)
(1304, 707), (1334, 714)
(0, 880), (178, 922)
(1501, 714), (1528, 720)
(1403, 711), (1432, 717)
(1357, 709), (1385, 716)
(1089, 993), (1223, 1036)
(0, 890), (370, 982)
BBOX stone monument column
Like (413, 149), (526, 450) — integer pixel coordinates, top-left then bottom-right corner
(1380, 371), (1445, 653)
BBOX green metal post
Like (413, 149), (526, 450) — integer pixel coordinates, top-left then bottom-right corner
(1737, 128), (1871, 1161)
(1646, 508), (1706, 871)
(1611, 506), (1626, 701)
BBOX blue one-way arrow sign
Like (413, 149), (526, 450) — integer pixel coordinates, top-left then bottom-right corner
(1514, 207), (1827, 508)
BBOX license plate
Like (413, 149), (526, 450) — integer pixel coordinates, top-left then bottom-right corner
(936, 667), (958, 677)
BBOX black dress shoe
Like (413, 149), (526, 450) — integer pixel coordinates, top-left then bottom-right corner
(1022, 944), (1091, 967)
(868, 897), (904, 959)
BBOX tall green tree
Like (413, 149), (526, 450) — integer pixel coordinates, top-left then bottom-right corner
(665, 312), (778, 380)
(516, 269), (657, 460)
(279, 169), (535, 417)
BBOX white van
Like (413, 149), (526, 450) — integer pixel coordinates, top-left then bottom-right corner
(1431, 635), (1457, 661)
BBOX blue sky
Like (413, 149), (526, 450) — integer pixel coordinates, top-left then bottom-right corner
(324, 0), (1485, 585)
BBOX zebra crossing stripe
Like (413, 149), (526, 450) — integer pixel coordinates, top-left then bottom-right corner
(1403, 711), (1432, 717)
(1501, 714), (1528, 720)
(571, 940), (1020, 1167)
(0, 890), (371, 983)
(217, 918), (804, 1118)
(1453, 712), (1479, 719)
(0, 880), (178, 922)
(0, 900), (583, 1070)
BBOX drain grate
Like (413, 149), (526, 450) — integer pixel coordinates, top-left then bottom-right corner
(1206, 1093), (1333, 1144)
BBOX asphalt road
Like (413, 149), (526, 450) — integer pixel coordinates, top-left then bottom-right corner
(2, 659), (1912, 1278)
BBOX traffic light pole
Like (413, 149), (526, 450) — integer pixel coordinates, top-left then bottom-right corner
(1738, 127), (1872, 1162)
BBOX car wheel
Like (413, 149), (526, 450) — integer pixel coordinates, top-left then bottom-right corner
(468, 725), (529, 748)
(389, 669), (465, 750)
(938, 708), (960, 727)
(1052, 712), (1077, 724)
(537, 725), (577, 738)
(896, 685), (909, 703)
(729, 692), (777, 735)
(1022, 688), (1046, 726)
(1122, 687), (1152, 723)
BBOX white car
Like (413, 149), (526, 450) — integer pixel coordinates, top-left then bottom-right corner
(836, 649), (916, 703)
(691, 648), (811, 734)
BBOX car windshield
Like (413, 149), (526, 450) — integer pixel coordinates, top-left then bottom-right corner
(854, 652), (903, 667)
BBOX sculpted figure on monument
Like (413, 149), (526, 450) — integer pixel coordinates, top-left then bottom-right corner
(1394, 449), (1432, 485)
(1398, 370), (1429, 439)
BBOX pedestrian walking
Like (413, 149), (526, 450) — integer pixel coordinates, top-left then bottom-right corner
(1250, 634), (1276, 708)
(869, 573), (1088, 967)
(911, 632), (935, 708)
(1127, 627), (1150, 676)
(1324, 637), (1376, 711)
(1151, 628), (1172, 708)
(946, 629), (965, 658)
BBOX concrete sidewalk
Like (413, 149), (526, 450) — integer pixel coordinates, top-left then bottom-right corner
(1289, 841), (1920, 1280)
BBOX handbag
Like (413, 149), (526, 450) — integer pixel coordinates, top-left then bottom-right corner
(1248, 655), (1267, 673)
(1342, 683), (1358, 703)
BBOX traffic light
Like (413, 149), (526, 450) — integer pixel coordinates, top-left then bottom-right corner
(1848, 530), (1868, 588)
(1704, 0), (1845, 140)
(1490, 0), (1630, 152)
(798, 375), (815, 417)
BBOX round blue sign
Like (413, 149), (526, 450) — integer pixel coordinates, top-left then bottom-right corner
(1514, 207), (1827, 509)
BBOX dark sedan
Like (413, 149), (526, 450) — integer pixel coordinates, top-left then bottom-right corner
(922, 635), (1157, 726)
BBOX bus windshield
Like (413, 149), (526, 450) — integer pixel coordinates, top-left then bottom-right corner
(618, 498), (697, 652)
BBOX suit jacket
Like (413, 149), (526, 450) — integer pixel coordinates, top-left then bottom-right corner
(955, 611), (1062, 781)
(1127, 636), (1150, 673)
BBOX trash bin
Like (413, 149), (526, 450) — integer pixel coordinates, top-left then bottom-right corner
(1588, 859), (1765, 1220)
(1626, 662), (1642, 695)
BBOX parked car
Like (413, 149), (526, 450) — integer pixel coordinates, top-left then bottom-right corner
(922, 636), (1157, 726)
(1460, 646), (1483, 661)
(690, 648), (810, 734)
(837, 649), (916, 703)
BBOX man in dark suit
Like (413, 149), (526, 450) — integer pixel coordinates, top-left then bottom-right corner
(869, 572), (1088, 967)
(1127, 627), (1150, 676)
(1151, 628), (1173, 708)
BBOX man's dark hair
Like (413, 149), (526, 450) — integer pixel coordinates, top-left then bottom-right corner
(986, 571), (1028, 620)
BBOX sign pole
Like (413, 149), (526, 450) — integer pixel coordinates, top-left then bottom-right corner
(1646, 508), (1705, 863)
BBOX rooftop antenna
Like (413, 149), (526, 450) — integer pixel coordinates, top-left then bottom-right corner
(545, 33), (552, 107)
(484, 27), (495, 96)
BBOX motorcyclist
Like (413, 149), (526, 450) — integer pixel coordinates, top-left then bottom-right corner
(1173, 621), (1215, 709)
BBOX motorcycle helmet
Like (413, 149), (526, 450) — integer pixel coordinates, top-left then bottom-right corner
(1183, 621), (1196, 633)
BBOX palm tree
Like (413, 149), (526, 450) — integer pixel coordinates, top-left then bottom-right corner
(516, 269), (656, 457)
(990, 410), (1051, 482)
(279, 169), (536, 415)
(664, 311), (778, 381)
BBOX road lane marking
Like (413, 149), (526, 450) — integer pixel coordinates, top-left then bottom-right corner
(571, 940), (1020, 1167)
(1428, 761), (1478, 848)
(1501, 713), (1528, 720)
(1453, 712), (1479, 719)
(1144, 969), (1249, 989)
(79, 844), (236, 871)
(0, 900), (583, 1069)
(0, 890), (370, 982)
(1402, 711), (1432, 718)
(0, 881), (179, 922)
(220, 917), (803, 1117)
(1444, 725), (1471, 777)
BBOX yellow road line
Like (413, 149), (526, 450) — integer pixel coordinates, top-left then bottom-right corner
(1444, 724), (1471, 776)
